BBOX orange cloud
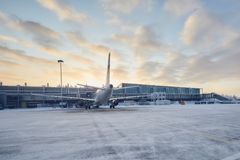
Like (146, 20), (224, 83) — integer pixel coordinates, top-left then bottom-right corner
(0, 46), (56, 66)
(164, 0), (201, 16)
(111, 26), (169, 63)
(66, 31), (124, 61)
(38, 0), (91, 24)
(41, 47), (95, 66)
(181, 10), (238, 49)
(0, 59), (21, 68)
(101, 0), (153, 14)
(111, 65), (130, 84)
(0, 11), (61, 48)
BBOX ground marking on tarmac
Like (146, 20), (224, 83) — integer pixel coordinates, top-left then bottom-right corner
(222, 152), (240, 160)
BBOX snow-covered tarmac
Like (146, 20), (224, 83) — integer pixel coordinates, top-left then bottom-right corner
(1, 104), (240, 160)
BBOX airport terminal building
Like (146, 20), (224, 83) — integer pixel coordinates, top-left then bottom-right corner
(115, 83), (200, 95)
(0, 83), (203, 108)
(113, 83), (201, 101)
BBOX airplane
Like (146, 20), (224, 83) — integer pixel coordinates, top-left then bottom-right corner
(32, 53), (148, 109)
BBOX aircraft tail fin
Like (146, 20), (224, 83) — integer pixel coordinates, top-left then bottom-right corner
(105, 52), (111, 86)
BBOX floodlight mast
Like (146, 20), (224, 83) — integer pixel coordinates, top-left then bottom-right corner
(57, 60), (64, 102)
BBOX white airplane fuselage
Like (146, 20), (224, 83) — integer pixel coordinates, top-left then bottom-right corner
(94, 84), (113, 106)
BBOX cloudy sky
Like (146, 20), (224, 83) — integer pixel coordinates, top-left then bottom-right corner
(0, 0), (240, 95)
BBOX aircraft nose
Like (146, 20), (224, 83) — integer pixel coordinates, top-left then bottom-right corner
(109, 84), (113, 88)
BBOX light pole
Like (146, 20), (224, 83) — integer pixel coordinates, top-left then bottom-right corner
(58, 60), (64, 102)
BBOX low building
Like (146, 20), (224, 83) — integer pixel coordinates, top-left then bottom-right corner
(0, 85), (95, 108)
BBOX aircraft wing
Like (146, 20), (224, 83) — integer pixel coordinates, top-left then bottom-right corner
(113, 86), (139, 91)
(31, 93), (95, 101)
(110, 94), (149, 101)
(77, 84), (103, 90)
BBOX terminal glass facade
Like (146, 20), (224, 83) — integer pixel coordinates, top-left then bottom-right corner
(113, 83), (200, 95)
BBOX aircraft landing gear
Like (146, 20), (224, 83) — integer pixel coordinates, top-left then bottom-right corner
(85, 104), (99, 109)
(85, 105), (90, 110)
(85, 103), (92, 110)
(110, 104), (115, 109)
(110, 100), (118, 109)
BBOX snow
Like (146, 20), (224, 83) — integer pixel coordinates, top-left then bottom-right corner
(0, 104), (240, 160)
